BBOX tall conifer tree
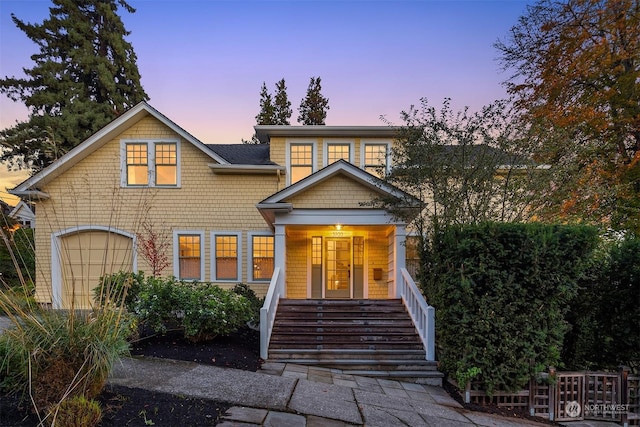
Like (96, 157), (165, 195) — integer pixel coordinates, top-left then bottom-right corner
(0, 0), (148, 172)
(273, 78), (292, 125)
(297, 77), (329, 125)
(255, 81), (276, 125)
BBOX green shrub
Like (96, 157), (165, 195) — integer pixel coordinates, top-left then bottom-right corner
(427, 222), (599, 395)
(132, 277), (254, 342)
(0, 281), (35, 315)
(563, 234), (640, 372)
(232, 283), (264, 324)
(51, 395), (102, 427)
(93, 270), (146, 310)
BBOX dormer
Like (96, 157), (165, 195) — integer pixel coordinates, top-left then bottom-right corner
(254, 126), (397, 186)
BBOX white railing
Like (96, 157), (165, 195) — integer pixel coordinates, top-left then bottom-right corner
(259, 267), (282, 360)
(399, 268), (435, 361)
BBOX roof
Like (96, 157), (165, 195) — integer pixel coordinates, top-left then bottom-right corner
(10, 102), (229, 198)
(254, 125), (399, 144)
(207, 144), (278, 165)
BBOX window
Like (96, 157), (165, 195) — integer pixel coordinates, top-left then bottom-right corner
(174, 232), (204, 280)
(406, 235), (420, 280)
(121, 140), (179, 187)
(252, 235), (274, 281)
(155, 143), (177, 186)
(214, 234), (239, 281)
(289, 143), (313, 184)
(126, 143), (148, 185)
(363, 143), (389, 177)
(326, 143), (351, 165)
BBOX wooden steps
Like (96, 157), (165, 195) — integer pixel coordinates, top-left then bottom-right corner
(268, 299), (443, 385)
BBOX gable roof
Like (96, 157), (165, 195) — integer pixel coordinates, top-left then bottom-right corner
(10, 102), (229, 199)
(254, 125), (398, 143)
(256, 159), (421, 227)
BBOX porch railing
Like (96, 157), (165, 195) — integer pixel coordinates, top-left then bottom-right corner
(399, 268), (435, 361)
(259, 267), (282, 360)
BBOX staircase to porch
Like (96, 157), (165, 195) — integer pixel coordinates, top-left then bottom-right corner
(267, 299), (443, 385)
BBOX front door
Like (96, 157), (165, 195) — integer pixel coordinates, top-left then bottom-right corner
(325, 238), (351, 298)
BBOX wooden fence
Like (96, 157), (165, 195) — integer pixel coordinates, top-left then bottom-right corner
(464, 366), (639, 426)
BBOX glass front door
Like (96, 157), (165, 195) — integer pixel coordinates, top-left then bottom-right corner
(325, 238), (351, 298)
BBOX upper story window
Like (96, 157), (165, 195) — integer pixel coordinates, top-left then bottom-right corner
(289, 143), (314, 184)
(362, 143), (389, 178)
(126, 143), (148, 185)
(121, 140), (180, 187)
(326, 143), (351, 165)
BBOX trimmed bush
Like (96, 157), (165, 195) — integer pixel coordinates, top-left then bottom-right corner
(427, 222), (598, 394)
(563, 234), (640, 372)
(95, 274), (256, 341)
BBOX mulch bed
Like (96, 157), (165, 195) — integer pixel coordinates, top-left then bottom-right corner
(0, 327), (261, 427)
(1, 326), (558, 426)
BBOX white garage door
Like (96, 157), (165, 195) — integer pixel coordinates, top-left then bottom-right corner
(59, 230), (133, 309)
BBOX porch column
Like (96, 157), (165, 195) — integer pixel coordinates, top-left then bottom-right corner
(274, 224), (286, 297)
(392, 225), (407, 298)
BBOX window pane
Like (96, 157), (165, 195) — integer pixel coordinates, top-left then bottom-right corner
(253, 236), (274, 280)
(364, 144), (387, 177)
(215, 235), (238, 280)
(290, 144), (313, 184)
(156, 143), (177, 185)
(327, 144), (350, 164)
(126, 144), (148, 185)
(178, 235), (200, 280)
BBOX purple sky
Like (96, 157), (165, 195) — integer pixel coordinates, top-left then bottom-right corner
(0, 0), (533, 202)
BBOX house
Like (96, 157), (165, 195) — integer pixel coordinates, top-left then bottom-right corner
(8, 200), (35, 228)
(10, 102), (437, 377)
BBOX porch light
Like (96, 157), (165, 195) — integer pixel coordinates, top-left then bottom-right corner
(335, 224), (342, 231)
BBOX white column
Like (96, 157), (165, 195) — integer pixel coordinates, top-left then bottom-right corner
(274, 224), (286, 296)
(393, 224), (406, 298)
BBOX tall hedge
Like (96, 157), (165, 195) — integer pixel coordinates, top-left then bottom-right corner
(562, 235), (640, 372)
(427, 222), (598, 394)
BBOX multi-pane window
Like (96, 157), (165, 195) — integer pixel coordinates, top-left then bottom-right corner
(126, 143), (148, 185)
(215, 235), (238, 280)
(363, 144), (388, 177)
(290, 144), (313, 184)
(178, 234), (201, 280)
(122, 140), (179, 187)
(406, 236), (420, 280)
(327, 143), (350, 165)
(155, 143), (177, 186)
(252, 236), (274, 280)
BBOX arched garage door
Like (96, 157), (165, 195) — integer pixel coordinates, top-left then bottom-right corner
(57, 229), (134, 309)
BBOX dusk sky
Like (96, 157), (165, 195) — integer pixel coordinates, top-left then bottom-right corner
(0, 0), (533, 203)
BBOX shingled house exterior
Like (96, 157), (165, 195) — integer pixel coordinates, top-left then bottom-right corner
(11, 102), (436, 376)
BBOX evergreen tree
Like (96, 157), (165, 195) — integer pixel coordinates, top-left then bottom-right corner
(255, 82), (276, 125)
(273, 78), (292, 125)
(297, 77), (329, 125)
(0, 0), (148, 172)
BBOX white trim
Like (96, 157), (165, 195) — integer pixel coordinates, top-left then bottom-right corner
(247, 231), (275, 283)
(120, 139), (181, 188)
(210, 231), (242, 282)
(322, 139), (354, 167)
(275, 209), (398, 226)
(51, 226), (138, 309)
(173, 230), (205, 281)
(285, 139), (317, 186)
